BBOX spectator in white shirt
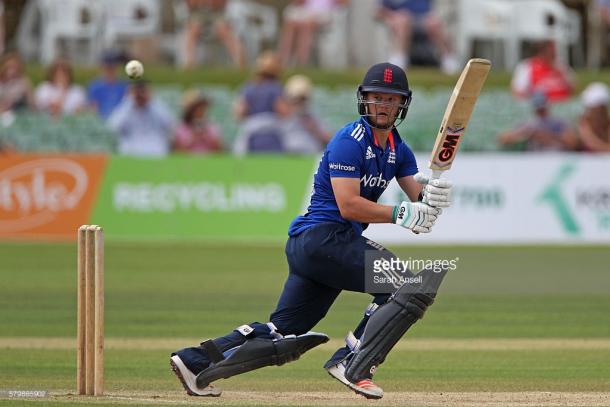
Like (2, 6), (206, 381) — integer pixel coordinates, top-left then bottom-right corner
(35, 59), (87, 117)
(108, 80), (176, 157)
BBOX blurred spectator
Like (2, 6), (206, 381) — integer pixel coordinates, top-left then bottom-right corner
(511, 40), (575, 103)
(108, 80), (175, 156)
(182, 0), (245, 69)
(497, 91), (577, 151)
(0, 52), (34, 114)
(35, 60), (87, 117)
(0, 140), (13, 153)
(596, 0), (610, 26)
(174, 89), (223, 153)
(594, 1), (610, 68)
(376, 0), (459, 73)
(0, 1), (4, 56)
(234, 51), (287, 119)
(577, 82), (610, 153)
(87, 50), (129, 120)
(233, 51), (288, 154)
(278, 0), (348, 67)
(281, 74), (331, 154)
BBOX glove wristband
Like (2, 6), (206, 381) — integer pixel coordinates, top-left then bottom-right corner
(391, 205), (399, 223)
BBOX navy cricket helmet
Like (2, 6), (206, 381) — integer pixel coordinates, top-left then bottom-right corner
(357, 62), (412, 129)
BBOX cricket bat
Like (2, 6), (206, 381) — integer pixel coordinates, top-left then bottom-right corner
(428, 58), (491, 179)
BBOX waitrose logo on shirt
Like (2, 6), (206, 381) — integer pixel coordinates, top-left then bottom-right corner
(329, 163), (356, 172)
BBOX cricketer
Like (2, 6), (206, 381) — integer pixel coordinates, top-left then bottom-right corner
(170, 62), (452, 399)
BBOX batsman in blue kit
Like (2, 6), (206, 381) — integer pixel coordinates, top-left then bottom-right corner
(170, 62), (453, 399)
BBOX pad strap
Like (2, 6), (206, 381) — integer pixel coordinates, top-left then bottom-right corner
(266, 322), (284, 340)
(201, 340), (225, 364)
(365, 303), (379, 317)
(235, 324), (255, 337)
(345, 331), (360, 352)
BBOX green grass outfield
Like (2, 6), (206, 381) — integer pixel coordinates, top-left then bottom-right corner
(1, 243), (609, 406)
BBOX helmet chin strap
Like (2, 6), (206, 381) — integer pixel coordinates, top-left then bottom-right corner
(365, 116), (394, 131)
(363, 110), (399, 131)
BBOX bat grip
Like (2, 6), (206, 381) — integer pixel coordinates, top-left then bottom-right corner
(412, 169), (444, 235)
(431, 169), (444, 180)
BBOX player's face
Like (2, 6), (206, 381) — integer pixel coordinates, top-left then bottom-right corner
(365, 92), (401, 128)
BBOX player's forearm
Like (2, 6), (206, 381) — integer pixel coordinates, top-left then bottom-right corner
(580, 125), (610, 152)
(338, 196), (394, 224)
(396, 175), (423, 202)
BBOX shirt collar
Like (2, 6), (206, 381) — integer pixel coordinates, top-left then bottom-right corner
(359, 118), (396, 151)
(373, 131), (395, 151)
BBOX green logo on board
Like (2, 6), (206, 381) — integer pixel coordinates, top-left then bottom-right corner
(538, 163), (580, 235)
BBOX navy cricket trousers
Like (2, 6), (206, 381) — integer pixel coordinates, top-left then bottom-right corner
(270, 222), (393, 360)
(175, 222), (395, 373)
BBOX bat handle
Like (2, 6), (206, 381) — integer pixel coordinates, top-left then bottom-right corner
(431, 169), (444, 180)
(414, 169), (444, 235)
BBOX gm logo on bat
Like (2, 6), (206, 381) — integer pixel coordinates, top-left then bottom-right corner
(438, 126), (465, 162)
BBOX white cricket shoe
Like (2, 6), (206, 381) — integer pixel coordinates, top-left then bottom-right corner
(326, 360), (384, 400)
(170, 355), (222, 397)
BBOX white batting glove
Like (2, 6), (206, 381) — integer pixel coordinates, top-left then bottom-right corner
(392, 201), (440, 234)
(414, 172), (453, 208)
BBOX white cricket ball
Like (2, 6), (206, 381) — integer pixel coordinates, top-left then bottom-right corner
(125, 60), (144, 79)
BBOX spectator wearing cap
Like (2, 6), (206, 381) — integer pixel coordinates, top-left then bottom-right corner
(281, 74), (331, 154)
(233, 51), (289, 155)
(174, 89), (223, 153)
(578, 82), (610, 153)
(87, 50), (129, 120)
(497, 91), (577, 151)
(234, 51), (288, 119)
(511, 40), (575, 103)
(35, 59), (87, 117)
(108, 80), (176, 156)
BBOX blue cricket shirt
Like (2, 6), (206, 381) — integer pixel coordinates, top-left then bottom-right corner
(288, 117), (418, 236)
